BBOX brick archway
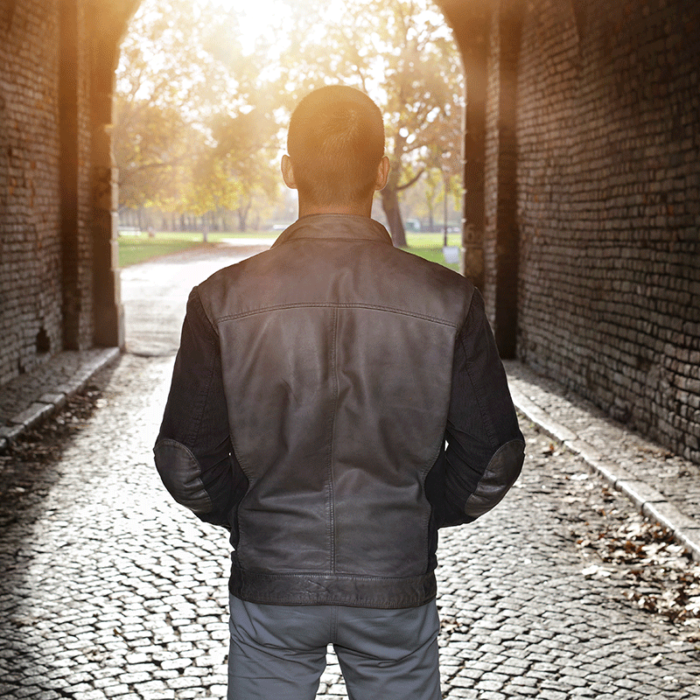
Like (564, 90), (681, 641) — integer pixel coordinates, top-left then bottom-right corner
(441, 0), (524, 358)
(0, 0), (521, 390)
(6, 0), (700, 463)
(100, 0), (519, 354)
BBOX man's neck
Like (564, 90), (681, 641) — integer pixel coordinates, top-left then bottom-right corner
(297, 200), (373, 219)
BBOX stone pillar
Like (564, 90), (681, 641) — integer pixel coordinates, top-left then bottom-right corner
(460, 24), (489, 291)
(436, 0), (490, 291)
(91, 29), (124, 348)
(489, 0), (524, 358)
(87, 0), (142, 349)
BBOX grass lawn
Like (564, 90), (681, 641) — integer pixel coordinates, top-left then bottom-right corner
(405, 232), (462, 272)
(118, 230), (461, 271)
(118, 231), (278, 268)
(118, 235), (204, 268)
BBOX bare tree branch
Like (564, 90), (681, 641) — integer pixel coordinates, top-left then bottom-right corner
(397, 168), (425, 191)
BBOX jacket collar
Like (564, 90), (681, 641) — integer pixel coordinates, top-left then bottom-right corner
(272, 214), (392, 248)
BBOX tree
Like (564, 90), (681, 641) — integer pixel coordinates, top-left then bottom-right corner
(113, 96), (197, 212)
(422, 168), (444, 231)
(114, 0), (214, 211)
(115, 0), (284, 226)
(194, 111), (280, 231)
(114, 0), (463, 241)
(277, 0), (464, 246)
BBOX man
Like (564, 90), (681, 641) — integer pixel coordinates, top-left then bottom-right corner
(155, 85), (524, 700)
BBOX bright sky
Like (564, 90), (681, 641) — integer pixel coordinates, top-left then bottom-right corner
(208, 0), (362, 56)
(233, 0), (293, 53)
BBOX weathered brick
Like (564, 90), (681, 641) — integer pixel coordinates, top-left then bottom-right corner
(510, 0), (700, 465)
(0, 0), (94, 388)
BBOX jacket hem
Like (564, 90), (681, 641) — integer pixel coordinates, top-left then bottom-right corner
(228, 567), (437, 609)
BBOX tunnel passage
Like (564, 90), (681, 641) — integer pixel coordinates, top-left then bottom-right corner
(1, 0), (699, 464)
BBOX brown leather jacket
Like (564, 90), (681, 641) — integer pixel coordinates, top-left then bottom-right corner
(155, 214), (524, 608)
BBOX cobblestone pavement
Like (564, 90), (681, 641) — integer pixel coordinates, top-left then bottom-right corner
(1, 245), (698, 560)
(1, 246), (699, 698)
(0, 349), (119, 448)
(0, 350), (114, 426)
(1, 353), (699, 699)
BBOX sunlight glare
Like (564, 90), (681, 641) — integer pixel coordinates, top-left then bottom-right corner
(212, 0), (294, 53)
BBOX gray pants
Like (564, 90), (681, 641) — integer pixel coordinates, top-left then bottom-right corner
(228, 595), (441, 700)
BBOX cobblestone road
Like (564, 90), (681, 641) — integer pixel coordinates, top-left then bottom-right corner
(1, 247), (699, 698)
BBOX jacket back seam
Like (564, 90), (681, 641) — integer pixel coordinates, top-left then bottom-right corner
(328, 307), (339, 575)
(215, 302), (462, 327)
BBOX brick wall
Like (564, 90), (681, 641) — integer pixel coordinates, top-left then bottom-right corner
(483, 13), (501, 327)
(0, 0), (63, 385)
(74, 0), (95, 349)
(514, 0), (700, 462)
(1, 0), (698, 468)
(0, 0), (97, 388)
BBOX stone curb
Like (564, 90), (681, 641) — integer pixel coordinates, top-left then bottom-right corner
(509, 384), (700, 562)
(0, 347), (121, 453)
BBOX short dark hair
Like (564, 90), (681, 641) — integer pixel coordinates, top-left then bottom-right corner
(287, 85), (385, 206)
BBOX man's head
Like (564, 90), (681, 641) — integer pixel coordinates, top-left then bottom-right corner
(282, 85), (389, 216)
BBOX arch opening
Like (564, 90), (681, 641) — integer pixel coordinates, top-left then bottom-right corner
(111, 0), (468, 259)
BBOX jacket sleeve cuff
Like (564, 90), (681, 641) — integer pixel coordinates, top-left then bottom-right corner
(154, 438), (213, 515)
(463, 439), (525, 520)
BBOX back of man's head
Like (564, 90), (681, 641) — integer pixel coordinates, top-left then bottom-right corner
(287, 85), (385, 207)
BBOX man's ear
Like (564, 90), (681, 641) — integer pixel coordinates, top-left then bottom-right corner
(281, 155), (297, 190)
(374, 156), (390, 191)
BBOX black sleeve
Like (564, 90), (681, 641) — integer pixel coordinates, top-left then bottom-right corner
(441, 289), (525, 526)
(153, 287), (247, 529)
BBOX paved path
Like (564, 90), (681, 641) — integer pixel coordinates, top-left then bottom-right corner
(1, 245), (699, 698)
(2, 245), (698, 561)
(121, 243), (271, 357)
